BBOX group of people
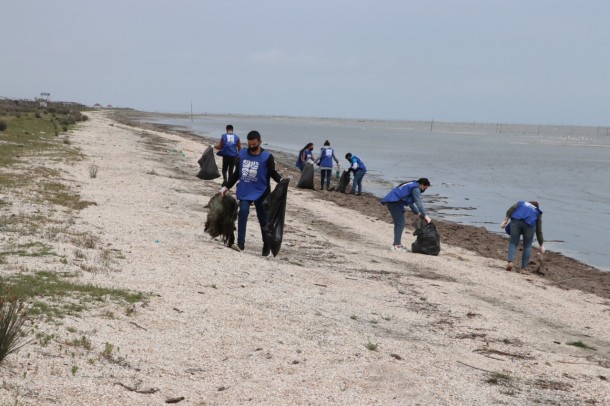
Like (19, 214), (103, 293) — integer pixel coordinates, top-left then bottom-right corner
(296, 142), (367, 195)
(212, 125), (544, 273)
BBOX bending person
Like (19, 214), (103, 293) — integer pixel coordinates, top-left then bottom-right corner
(380, 178), (431, 251)
(500, 201), (544, 273)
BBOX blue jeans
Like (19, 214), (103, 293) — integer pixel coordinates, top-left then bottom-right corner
(351, 170), (366, 194)
(237, 198), (268, 249)
(507, 218), (535, 268)
(386, 202), (405, 245)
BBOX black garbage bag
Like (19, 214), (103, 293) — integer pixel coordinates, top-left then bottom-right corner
(204, 193), (237, 247)
(263, 178), (290, 257)
(297, 161), (314, 189)
(337, 170), (351, 193)
(411, 217), (441, 255)
(196, 146), (221, 180)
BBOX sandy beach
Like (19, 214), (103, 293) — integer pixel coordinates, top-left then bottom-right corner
(1, 111), (608, 405)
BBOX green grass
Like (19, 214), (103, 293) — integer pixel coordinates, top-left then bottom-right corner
(0, 271), (147, 321)
(566, 340), (596, 351)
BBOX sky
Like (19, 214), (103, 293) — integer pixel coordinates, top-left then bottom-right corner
(2, 0), (610, 126)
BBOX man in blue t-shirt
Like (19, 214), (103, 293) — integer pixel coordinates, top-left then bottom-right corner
(214, 124), (241, 183)
(220, 131), (283, 256)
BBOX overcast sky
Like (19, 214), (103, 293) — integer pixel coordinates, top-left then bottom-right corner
(2, 0), (609, 126)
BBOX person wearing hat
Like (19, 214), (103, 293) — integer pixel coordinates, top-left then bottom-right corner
(380, 178), (432, 251)
(220, 130), (284, 256)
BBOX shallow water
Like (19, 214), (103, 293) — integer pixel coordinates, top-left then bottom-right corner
(143, 114), (610, 271)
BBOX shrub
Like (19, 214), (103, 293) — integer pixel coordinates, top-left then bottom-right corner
(0, 293), (33, 363)
(0, 120), (6, 132)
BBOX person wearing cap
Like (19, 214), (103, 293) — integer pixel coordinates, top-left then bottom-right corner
(315, 140), (340, 191)
(345, 152), (366, 195)
(214, 124), (241, 183)
(380, 178), (432, 251)
(220, 130), (283, 256)
(500, 201), (544, 273)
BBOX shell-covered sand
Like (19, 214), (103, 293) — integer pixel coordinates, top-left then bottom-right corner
(0, 111), (608, 405)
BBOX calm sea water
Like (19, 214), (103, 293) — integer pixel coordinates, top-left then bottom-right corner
(142, 114), (610, 271)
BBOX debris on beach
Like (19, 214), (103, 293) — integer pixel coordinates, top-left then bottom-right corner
(204, 193), (237, 247)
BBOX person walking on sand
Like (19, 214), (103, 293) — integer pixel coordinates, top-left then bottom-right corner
(500, 201), (544, 273)
(220, 130), (284, 256)
(345, 152), (366, 195)
(315, 140), (339, 191)
(295, 142), (315, 172)
(380, 178), (431, 251)
(214, 124), (241, 183)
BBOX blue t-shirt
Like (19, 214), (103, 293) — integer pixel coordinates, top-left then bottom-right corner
(351, 155), (366, 172)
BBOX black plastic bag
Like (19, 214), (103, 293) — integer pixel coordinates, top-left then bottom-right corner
(297, 161), (314, 189)
(337, 170), (351, 193)
(204, 193), (237, 247)
(263, 178), (290, 257)
(411, 217), (441, 256)
(196, 146), (221, 180)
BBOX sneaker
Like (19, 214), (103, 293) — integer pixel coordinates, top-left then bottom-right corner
(506, 261), (513, 272)
(230, 244), (242, 252)
(355, 192), (361, 196)
(392, 244), (406, 251)
(237, 243), (245, 252)
(262, 245), (271, 257)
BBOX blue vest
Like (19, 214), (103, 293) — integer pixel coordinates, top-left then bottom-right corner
(319, 147), (335, 168)
(511, 201), (542, 228)
(217, 133), (240, 157)
(381, 181), (419, 206)
(236, 149), (270, 201)
(295, 148), (312, 170)
(352, 155), (366, 172)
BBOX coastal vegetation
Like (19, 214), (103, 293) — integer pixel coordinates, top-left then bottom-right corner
(0, 101), (147, 365)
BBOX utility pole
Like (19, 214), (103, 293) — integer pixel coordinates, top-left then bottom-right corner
(190, 102), (193, 122)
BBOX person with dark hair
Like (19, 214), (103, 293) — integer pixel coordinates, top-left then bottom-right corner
(345, 152), (366, 195)
(500, 201), (544, 273)
(220, 131), (283, 256)
(295, 143), (315, 172)
(380, 178), (431, 251)
(315, 140), (339, 191)
(214, 124), (241, 182)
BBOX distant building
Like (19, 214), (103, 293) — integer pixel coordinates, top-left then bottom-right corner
(106, 104), (113, 109)
(93, 103), (103, 109)
(36, 92), (50, 107)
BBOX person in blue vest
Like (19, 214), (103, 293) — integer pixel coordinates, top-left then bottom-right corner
(295, 143), (314, 172)
(220, 130), (284, 256)
(500, 201), (544, 273)
(315, 140), (340, 191)
(345, 153), (366, 195)
(380, 178), (431, 251)
(214, 124), (241, 183)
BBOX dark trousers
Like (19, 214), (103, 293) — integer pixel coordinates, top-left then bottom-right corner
(222, 156), (237, 183)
